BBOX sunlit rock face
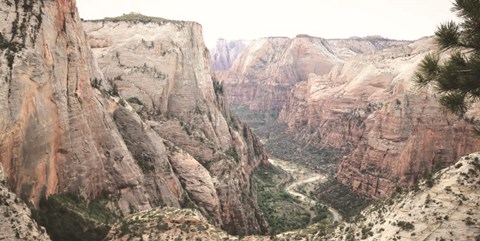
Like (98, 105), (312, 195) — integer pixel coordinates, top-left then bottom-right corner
(83, 18), (269, 235)
(0, 0), (268, 235)
(278, 37), (480, 198)
(0, 0), (151, 209)
(211, 35), (478, 198)
(215, 36), (340, 113)
(212, 35), (407, 113)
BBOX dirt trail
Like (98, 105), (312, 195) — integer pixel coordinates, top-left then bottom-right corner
(269, 158), (343, 222)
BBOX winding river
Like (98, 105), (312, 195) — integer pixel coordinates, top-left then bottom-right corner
(269, 158), (343, 222)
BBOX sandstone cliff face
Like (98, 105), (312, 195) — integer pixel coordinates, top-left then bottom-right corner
(83, 18), (268, 234)
(0, 0), (268, 236)
(213, 36), (407, 113)
(0, 0), (151, 210)
(215, 36), (340, 112)
(279, 38), (480, 198)
(0, 164), (51, 241)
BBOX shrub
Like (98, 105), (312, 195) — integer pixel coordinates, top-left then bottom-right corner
(397, 221), (415, 231)
(126, 97), (143, 105)
(225, 147), (240, 163)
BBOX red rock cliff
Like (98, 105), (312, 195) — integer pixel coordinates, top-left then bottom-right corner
(279, 38), (480, 198)
(0, 1), (268, 235)
(213, 36), (407, 113)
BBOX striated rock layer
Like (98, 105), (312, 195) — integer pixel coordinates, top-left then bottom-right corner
(213, 36), (407, 113)
(278, 37), (480, 198)
(212, 35), (477, 198)
(83, 17), (268, 234)
(0, 0), (268, 236)
(0, 0), (149, 209)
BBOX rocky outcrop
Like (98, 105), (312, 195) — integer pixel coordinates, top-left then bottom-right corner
(0, 0), (267, 237)
(279, 37), (480, 198)
(83, 16), (269, 235)
(213, 36), (407, 113)
(0, 164), (51, 241)
(104, 207), (238, 241)
(321, 152), (480, 241)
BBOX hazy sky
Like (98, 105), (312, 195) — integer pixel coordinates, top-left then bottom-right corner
(76, 0), (457, 48)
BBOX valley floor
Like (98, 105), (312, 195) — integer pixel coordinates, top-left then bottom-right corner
(268, 158), (342, 223)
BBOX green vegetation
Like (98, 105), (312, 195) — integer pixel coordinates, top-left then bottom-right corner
(110, 83), (119, 96)
(313, 178), (372, 219)
(212, 77), (224, 95)
(90, 78), (102, 89)
(105, 13), (167, 22)
(225, 147), (241, 163)
(361, 224), (374, 239)
(311, 203), (331, 223)
(0, 33), (21, 69)
(100, 12), (178, 24)
(413, 0), (480, 117)
(396, 221), (415, 231)
(133, 152), (155, 173)
(231, 105), (345, 175)
(465, 216), (475, 225)
(32, 193), (119, 241)
(126, 97), (143, 105)
(252, 164), (310, 234)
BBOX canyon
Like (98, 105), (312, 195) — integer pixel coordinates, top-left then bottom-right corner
(0, 0), (479, 240)
(213, 36), (408, 112)
(88, 152), (480, 240)
(213, 35), (480, 199)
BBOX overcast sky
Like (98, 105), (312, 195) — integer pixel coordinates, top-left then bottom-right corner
(76, 0), (457, 48)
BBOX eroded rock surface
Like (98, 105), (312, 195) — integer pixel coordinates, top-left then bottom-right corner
(83, 17), (269, 235)
(213, 36), (407, 113)
(321, 153), (480, 241)
(104, 153), (480, 241)
(0, 0), (268, 236)
(279, 38), (480, 198)
(213, 35), (478, 198)
(0, 0), (149, 210)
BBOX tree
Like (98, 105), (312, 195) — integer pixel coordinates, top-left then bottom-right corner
(413, 0), (480, 116)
